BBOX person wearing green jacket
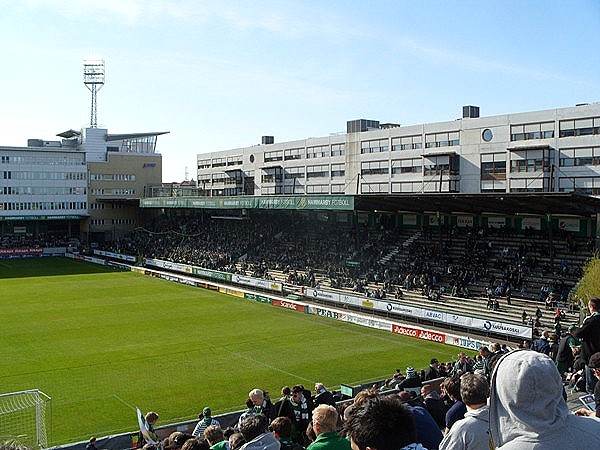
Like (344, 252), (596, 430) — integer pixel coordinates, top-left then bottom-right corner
(307, 405), (350, 450)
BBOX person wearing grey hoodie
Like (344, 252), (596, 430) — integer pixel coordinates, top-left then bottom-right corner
(488, 349), (600, 449)
(239, 414), (281, 450)
(440, 373), (489, 450)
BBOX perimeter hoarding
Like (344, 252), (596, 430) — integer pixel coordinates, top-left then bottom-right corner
(305, 287), (531, 339)
(140, 195), (354, 211)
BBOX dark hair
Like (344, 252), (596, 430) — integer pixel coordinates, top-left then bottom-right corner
(460, 373), (489, 406)
(181, 438), (210, 450)
(240, 414), (269, 441)
(441, 377), (461, 399)
(589, 297), (600, 311)
(344, 395), (416, 450)
(229, 433), (246, 450)
(269, 416), (292, 438)
(291, 385), (303, 395)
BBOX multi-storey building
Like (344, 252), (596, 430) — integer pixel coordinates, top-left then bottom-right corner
(196, 103), (600, 197)
(0, 127), (166, 241)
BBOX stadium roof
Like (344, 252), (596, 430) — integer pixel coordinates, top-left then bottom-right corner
(354, 192), (600, 217)
(106, 132), (169, 141)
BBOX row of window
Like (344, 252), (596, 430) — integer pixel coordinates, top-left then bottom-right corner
(559, 117), (600, 137)
(2, 171), (86, 180)
(91, 218), (136, 225)
(90, 173), (136, 181)
(198, 155), (243, 169)
(1, 155), (85, 165)
(510, 122), (554, 141)
(1, 201), (87, 211)
(90, 188), (136, 195)
(2, 186), (86, 195)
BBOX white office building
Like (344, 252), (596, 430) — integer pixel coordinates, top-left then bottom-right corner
(196, 103), (600, 197)
(0, 127), (166, 241)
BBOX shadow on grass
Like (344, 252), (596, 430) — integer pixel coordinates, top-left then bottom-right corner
(0, 257), (126, 279)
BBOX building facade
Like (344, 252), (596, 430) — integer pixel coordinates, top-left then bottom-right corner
(196, 103), (600, 197)
(0, 127), (166, 242)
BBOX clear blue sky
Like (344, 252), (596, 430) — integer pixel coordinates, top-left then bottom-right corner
(1, 0), (599, 182)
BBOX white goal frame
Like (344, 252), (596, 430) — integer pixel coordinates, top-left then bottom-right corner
(0, 389), (52, 449)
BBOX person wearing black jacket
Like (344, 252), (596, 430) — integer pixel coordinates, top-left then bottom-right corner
(574, 297), (600, 394)
(313, 383), (335, 407)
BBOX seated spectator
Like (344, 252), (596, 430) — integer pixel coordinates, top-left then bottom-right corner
(440, 377), (466, 434)
(272, 386), (296, 423)
(239, 415), (280, 450)
(531, 330), (551, 355)
(269, 417), (304, 450)
(575, 352), (600, 418)
(398, 392), (443, 450)
(228, 434), (246, 450)
(313, 383), (335, 407)
(489, 350), (600, 449)
(306, 405), (350, 450)
(440, 373), (489, 450)
(421, 384), (447, 430)
(182, 439), (211, 450)
(424, 359), (441, 381)
(451, 353), (473, 378)
(344, 393), (425, 450)
(204, 426), (228, 450)
(397, 367), (422, 390)
(193, 407), (221, 438)
(290, 385), (313, 445)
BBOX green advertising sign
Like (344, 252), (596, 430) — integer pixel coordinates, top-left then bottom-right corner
(191, 267), (231, 282)
(141, 195), (355, 211)
(244, 293), (273, 304)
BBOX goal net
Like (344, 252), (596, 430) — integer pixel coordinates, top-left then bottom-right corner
(0, 390), (52, 449)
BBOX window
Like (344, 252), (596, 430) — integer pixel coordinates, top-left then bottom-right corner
(212, 157), (226, 167)
(331, 163), (345, 178)
(198, 159), (211, 169)
(361, 139), (389, 154)
(510, 149), (552, 173)
(511, 122), (555, 141)
(264, 150), (283, 162)
(227, 155), (243, 166)
(392, 135), (422, 151)
(331, 143), (345, 157)
(306, 146), (328, 159)
(361, 160), (389, 175)
(306, 165), (329, 179)
(284, 148), (304, 161)
(559, 117), (600, 138)
(480, 153), (506, 179)
(559, 147), (600, 167)
(391, 158), (421, 175)
(284, 167), (304, 179)
(424, 132), (459, 148)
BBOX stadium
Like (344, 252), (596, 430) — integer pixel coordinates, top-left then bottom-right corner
(2, 65), (600, 449)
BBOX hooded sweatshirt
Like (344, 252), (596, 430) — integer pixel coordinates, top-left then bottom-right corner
(240, 432), (281, 450)
(439, 405), (489, 450)
(488, 350), (600, 449)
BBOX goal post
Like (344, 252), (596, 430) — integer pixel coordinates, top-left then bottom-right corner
(0, 389), (52, 449)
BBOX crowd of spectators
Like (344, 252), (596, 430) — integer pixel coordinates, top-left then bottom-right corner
(134, 334), (600, 450)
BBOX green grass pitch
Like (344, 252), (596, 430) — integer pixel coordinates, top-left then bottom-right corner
(0, 257), (459, 445)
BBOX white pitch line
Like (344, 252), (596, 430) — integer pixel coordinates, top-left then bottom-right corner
(113, 393), (137, 411)
(221, 347), (314, 384)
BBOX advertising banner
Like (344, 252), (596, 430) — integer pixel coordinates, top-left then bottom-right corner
(232, 274), (283, 292)
(141, 195), (355, 211)
(272, 299), (306, 312)
(94, 249), (137, 263)
(303, 288), (531, 339)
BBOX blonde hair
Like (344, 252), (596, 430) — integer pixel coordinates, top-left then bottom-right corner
(312, 404), (338, 433)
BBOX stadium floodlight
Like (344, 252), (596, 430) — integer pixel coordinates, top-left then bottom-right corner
(0, 389), (52, 449)
(83, 59), (105, 128)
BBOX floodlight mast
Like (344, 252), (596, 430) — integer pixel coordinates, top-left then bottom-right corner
(83, 59), (105, 128)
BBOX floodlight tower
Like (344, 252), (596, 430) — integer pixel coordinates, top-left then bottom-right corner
(83, 59), (105, 128)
